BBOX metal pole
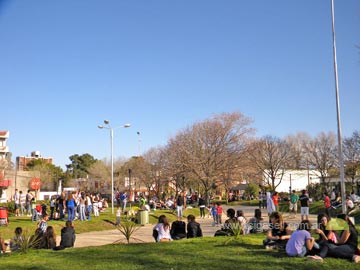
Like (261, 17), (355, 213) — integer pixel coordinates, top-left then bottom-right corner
(137, 131), (141, 157)
(110, 128), (114, 214)
(331, 0), (346, 214)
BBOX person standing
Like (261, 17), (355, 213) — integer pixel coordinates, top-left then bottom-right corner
(66, 193), (76, 222)
(272, 192), (279, 212)
(289, 190), (299, 218)
(258, 192), (263, 209)
(120, 192), (128, 212)
(25, 190), (33, 216)
(324, 192), (331, 218)
(266, 192), (276, 217)
(299, 190), (310, 221)
(216, 203), (223, 225)
(86, 193), (93, 221)
(78, 192), (86, 221)
(198, 195), (206, 219)
(57, 193), (66, 220)
(13, 189), (20, 216)
(49, 196), (56, 220)
(176, 192), (186, 218)
(19, 190), (26, 216)
(262, 192), (267, 209)
(92, 193), (100, 217)
(31, 197), (37, 222)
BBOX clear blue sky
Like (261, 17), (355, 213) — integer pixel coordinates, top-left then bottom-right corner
(1, 0), (359, 169)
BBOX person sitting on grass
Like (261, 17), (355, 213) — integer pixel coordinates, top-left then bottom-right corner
(315, 213), (336, 244)
(214, 208), (238, 236)
(170, 217), (186, 240)
(54, 221), (76, 250)
(187, 214), (202, 238)
(286, 220), (319, 257)
(10, 227), (24, 252)
(0, 236), (6, 254)
(308, 214), (360, 263)
(153, 215), (172, 242)
(40, 226), (57, 249)
(248, 209), (263, 234)
(263, 211), (291, 250)
(37, 213), (49, 234)
(236, 210), (248, 235)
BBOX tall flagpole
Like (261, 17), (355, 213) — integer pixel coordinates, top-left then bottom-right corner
(330, 0), (346, 214)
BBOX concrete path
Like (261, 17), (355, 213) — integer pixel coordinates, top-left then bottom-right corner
(69, 205), (319, 248)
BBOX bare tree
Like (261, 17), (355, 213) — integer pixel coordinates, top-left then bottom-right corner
(343, 131), (360, 189)
(143, 147), (164, 199)
(165, 112), (254, 203)
(246, 136), (293, 191)
(284, 132), (312, 169)
(303, 132), (337, 189)
(121, 156), (154, 201)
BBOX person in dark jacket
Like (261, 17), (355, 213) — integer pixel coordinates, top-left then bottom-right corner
(187, 214), (202, 238)
(54, 221), (76, 250)
(61, 220), (76, 247)
(170, 217), (186, 240)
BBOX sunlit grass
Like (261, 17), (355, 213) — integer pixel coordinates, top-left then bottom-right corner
(0, 235), (357, 270)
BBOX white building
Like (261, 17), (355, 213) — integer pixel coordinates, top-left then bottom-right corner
(263, 169), (321, 193)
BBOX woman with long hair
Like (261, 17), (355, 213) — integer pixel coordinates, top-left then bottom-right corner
(315, 213), (335, 244)
(41, 226), (56, 249)
(153, 215), (172, 242)
(249, 209), (263, 234)
(263, 211), (291, 250)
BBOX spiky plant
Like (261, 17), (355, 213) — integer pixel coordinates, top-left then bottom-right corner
(11, 229), (43, 253)
(113, 221), (143, 244)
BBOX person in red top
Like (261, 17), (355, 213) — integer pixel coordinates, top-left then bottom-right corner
(324, 192), (331, 217)
(272, 192), (279, 212)
(216, 203), (223, 225)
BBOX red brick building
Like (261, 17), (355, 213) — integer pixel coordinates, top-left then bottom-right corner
(16, 151), (53, 171)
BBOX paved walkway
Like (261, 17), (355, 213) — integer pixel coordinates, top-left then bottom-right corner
(70, 205), (319, 248)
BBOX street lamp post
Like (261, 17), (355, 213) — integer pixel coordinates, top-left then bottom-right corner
(330, 0), (346, 214)
(98, 120), (130, 214)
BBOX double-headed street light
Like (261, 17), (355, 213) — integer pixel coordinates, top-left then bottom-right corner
(98, 120), (130, 214)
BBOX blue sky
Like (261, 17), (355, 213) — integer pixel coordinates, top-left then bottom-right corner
(0, 0), (359, 169)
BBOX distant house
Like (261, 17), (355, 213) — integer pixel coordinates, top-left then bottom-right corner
(230, 183), (248, 200)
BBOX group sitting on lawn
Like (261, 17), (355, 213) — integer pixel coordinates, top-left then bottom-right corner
(4, 220), (76, 252)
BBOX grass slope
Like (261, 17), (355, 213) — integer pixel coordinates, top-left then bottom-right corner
(1, 235), (358, 270)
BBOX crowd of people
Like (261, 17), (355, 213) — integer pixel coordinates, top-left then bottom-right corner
(11, 189), (109, 223)
(5, 188), (360, 265)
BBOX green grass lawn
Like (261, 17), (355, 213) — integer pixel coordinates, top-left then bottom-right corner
(1, 234), (358, 270)
(2, 205), (360, 269)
